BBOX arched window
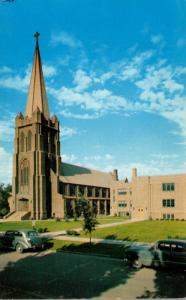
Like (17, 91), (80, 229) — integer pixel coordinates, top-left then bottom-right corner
(20, 160), (29, 187)
(20, 132), (25, 152)
(27, 131), (32, 151)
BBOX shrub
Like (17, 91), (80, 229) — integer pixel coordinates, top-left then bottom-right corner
(37, 227), (48, 233)
(66, 230), (80, 236)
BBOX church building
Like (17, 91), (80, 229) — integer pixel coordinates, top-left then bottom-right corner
(8, 33), (115, 220)
(8, 33), (186, 221)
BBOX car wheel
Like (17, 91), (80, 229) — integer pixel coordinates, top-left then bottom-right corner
(132, 258), (142, 269)
(16, 243), (24, 253)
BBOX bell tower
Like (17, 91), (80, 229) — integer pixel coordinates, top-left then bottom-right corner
(11, 33), (61, 219)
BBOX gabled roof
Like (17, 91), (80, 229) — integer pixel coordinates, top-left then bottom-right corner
(60, 162), (114, 188)
(25, 33), (49, 119)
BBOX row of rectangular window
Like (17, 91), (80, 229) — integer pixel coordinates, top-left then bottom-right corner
(163, 214), (174, 220)
(118, 190), (127, 195)
(162, 183), (174, 191)
(118, 202), (127, 208)
(116, 183), (175, 195)
(162, 199), (175, 207)
(62, 184), (110, 198)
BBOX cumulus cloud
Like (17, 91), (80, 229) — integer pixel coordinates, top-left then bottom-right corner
(0, 68), (30, 92)
(60, 126), (77, 138)
(0, 114), (15, 142)
(0, 147), (12, 184)
(0, 63), (57, 92)
(60, 110), (102, 119)
(62, 153), (77, 164)
(50, 31), (82, 48)
(0, 66), (13, 73)
(73, 69), (92, 91)
(150, 34), (164, 45)
(121, 66), (139, 80)
(43, 64), (57, 77)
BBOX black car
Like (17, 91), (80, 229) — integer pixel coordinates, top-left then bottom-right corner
(124, 239), (186, 270)
(0, 229), (47, 253)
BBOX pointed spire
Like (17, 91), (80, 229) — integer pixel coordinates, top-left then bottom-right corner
(25, 32), (50, 119)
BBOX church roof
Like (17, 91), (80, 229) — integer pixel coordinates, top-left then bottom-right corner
(25, 32), (49, 119)
(60, 162), (114, 188)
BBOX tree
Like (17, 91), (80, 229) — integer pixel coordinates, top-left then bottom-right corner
(81, 199), (98, 246)
(0, 183), (11, 217)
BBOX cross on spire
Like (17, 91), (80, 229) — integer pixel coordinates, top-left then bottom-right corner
(34, 32), (40, 42)
(25, 32), (50, 119)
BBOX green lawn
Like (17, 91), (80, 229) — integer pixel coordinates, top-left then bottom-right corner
(0, 216), (126, 232)
(80, 220), (186, 243)
(51, 239), (125, 259)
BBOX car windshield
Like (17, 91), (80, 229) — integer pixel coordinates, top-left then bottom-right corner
(27, 231), (39, 237)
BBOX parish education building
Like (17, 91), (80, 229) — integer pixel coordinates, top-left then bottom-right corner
(8, 34), (186, 221)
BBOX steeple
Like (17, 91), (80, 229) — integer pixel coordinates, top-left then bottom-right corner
(25, 32), (50, 119)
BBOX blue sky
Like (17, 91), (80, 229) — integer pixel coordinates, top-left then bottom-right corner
(0, 0), (186, 183)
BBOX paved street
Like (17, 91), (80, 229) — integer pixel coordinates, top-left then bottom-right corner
(0, 250), (186, 299)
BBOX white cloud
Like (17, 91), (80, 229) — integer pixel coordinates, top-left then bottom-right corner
(98, 71), (114, 84)
(49, 85), (131, 113)
(0, 71), (30, 92)
(60, 126), (77, 138)
(62, 153), (77, 164)
(43, 65), (57, 77)
(50, 31), (82, 48)
(161, 109), (186, 143)
(132, 50), (154, 65)
(105, 154), (114, 160)
(150, 34), (164, 45)
(0, 66), (13, 73)
(121, 66), (139, 80)
(151, 153), (179, 159)
(0, 114), (15, 142)
(0, 62), (57, 93)
(73, 69), (92, 91)
(84, 153), (114, 163)
(176, 66), (186, 75)
(60, 110), (102, 120)
(164, 79), (184, 93)
(0, 147), (12, 184)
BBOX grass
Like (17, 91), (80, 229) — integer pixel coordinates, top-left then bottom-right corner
(51, 239), (125, 259)
(1, 218), (185, 244)
(80, 220), (186, 243)
(0, 216), (126, 232)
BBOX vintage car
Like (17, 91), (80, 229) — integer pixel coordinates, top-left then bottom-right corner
(124, 239), (186, 270)
(0, 229), (47, 253)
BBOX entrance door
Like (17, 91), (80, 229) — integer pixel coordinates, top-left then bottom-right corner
(18, 199), (29, 211)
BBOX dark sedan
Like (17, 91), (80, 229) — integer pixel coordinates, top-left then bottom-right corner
(124, 239), (186, 270)
(0, 229), (47, 253)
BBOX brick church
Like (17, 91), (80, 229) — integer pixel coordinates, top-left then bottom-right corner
(8, 33), (115, 220)
(8, 33), (186, 221)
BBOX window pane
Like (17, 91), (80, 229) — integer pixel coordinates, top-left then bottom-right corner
(162, 199), (166, 207)
(171, 184), (174, 191)
(162, 184), (166, 191)
(171, 199), (175, 207)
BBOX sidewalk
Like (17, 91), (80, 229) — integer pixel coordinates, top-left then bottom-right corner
(41, 218), (149, 246)
(41, 218), (145, 239)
